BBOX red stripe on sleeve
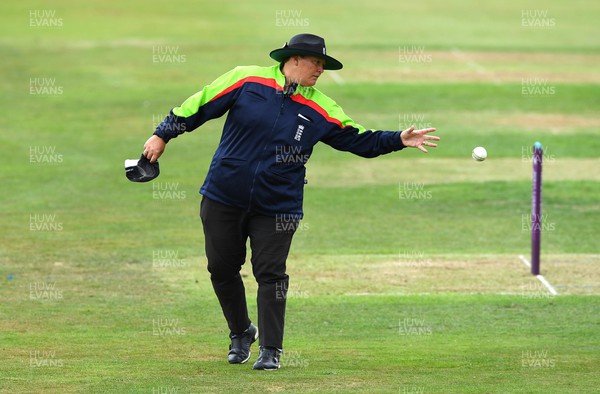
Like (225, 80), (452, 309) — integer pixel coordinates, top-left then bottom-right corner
(211, 77), (282, 101)
(290, 95), (343, 128)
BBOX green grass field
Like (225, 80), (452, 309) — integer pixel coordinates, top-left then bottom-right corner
(1, 0), (599, 392)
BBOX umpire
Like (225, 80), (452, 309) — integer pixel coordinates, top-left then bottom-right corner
(142, 33), (440, 370)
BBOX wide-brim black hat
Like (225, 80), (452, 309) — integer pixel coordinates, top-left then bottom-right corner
(270, 33), (343, 70)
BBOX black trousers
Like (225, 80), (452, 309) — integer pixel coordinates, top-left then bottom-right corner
(200, 196), (297, 350)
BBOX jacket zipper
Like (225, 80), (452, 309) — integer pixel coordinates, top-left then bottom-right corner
(247, 89), (290, 212)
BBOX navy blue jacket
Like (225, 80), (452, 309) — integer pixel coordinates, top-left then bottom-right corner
(154, 65), (405, 217)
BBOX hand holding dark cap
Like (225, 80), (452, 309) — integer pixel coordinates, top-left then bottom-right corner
(270, 33), (343, 70)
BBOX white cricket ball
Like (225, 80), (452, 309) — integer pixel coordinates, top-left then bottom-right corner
(472, 146), (487, 161)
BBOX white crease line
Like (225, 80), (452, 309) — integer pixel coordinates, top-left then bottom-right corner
(536, 275), (558, 296)
(451, 47), (502, 85)
(518, 254), (531, 267)
(518, 255), (558, 296)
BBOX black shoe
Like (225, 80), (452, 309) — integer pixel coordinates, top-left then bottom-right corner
(252, 346), (281, 370)
(228, 323), (258, 364)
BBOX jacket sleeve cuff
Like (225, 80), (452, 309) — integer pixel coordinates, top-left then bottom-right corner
(153, 130), (171, 144)
(393, 131), (407, 151)
(153, 110), (189, 143)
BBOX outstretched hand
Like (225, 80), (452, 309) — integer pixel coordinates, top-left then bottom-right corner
(400, 126), (440, 153)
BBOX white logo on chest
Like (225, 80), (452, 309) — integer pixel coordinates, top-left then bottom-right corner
(294, 124), (305, 141)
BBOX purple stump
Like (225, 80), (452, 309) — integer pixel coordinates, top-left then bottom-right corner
(531, 142), (543, 275)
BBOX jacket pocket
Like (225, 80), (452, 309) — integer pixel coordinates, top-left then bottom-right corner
(258, 165), (306, 210)
(211, 157), (251, 205)
(245, 90), (268, 101)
